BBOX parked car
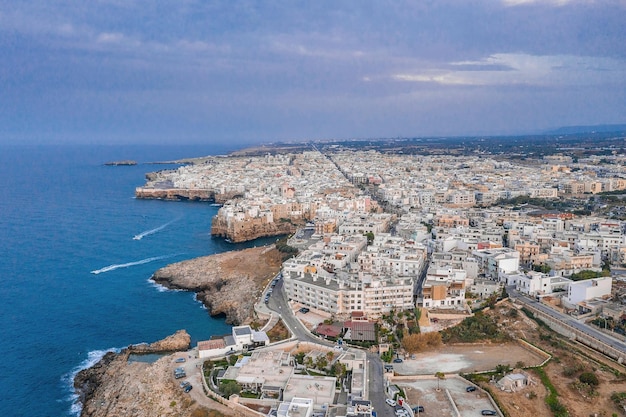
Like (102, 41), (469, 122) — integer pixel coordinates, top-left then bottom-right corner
(466, 386), (477, 392)
(299, 307), (310, 313)
(184, 384), (193, 393)
(412, 406), (424, 413)
(175, 357), (186, 363)
(393, 358), (403, 363)
(385, 399), (396, 407)
(180, 381), (190, 388)
(481, 411), (497, 416)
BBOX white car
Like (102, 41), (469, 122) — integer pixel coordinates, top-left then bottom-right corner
(386, 399), (396, 407)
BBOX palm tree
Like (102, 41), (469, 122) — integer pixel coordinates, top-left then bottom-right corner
(435, 372), (445, 391)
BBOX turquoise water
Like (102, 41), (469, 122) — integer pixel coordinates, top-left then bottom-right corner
(0, 144), (263, 416)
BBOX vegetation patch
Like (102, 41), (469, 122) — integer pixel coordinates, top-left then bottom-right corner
(440, 311), (511, 343)
(535, 367), (569, 417)
(266, 319), (290, 342)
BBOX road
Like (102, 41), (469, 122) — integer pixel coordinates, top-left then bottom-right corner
(264, 276), (392, 415)
(508, 287), (626, 353)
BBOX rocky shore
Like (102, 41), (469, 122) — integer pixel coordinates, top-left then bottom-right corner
(73, 330), (194, 417)
(73, 246), (283, 416)
(151, 245), (285, 324)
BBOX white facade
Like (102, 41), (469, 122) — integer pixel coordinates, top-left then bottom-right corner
(566, 277), (612, 305)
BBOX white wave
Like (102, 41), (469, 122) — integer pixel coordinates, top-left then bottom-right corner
(62, 347), (121, 416)
(147, 278), (183, 293)
(132, 217), (180, 240)
(90, 254), (180, 275)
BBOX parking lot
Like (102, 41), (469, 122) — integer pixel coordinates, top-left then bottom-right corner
(396, 376), (500, 417)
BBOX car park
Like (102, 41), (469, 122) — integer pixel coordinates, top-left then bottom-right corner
(481, 411), (497, 416)
(466, 386), (476, 392)
(184, 384), (193, 393)
(385, 399), (396, 407)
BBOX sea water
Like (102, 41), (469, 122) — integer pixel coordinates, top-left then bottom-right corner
(0, 144), (267, 417)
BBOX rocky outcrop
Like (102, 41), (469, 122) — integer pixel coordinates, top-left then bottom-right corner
(104, 160), (137, 166)
(73, 331), (201, 417)
(128, 329), (191, 353)
(152, 245), (284, 325)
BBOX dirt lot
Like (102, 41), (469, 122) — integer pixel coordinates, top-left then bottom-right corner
(393, 342), (548, 375)
(475, 301), (626, 417)
(390, 301), (626, 417)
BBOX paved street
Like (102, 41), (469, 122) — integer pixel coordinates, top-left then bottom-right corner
(261, 275), (391, 414)
(508, 288), (626, 353)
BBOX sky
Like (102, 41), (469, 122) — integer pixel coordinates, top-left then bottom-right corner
(1, 0), (625, 145)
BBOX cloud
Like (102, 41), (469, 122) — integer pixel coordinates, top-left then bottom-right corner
(392, 53), (626, 87)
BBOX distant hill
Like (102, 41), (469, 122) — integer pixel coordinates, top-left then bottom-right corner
(545, 124), (626, 135)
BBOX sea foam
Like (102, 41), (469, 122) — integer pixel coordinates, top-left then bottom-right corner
(62, 348), (121, 416)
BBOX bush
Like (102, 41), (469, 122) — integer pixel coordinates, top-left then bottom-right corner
(579, 372), (599, 386)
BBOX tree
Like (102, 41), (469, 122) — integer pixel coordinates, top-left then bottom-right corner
(435, 372), (445, 391)
(315, 356), (328, 370)
(294, 352), (306, 365)
(220, 380), (241, 398)
(365, 232), (375, 245)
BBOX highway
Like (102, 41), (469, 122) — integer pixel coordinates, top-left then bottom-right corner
(508, 287), (626, 354)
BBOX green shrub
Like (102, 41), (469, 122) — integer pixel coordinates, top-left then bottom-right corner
(579, 372), (599, 386)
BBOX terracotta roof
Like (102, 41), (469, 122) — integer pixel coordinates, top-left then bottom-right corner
(315, 323), (343, 337)
(198, 338), (226, 351)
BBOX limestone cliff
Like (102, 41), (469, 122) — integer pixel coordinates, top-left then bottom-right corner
(135, 187), (241, 203)
(210, 215), (299, 243)
(151, 245), (284, 325)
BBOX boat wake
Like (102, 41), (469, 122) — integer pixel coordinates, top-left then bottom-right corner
(62, 347), (121, 416)
(90, 254), (180, 275)
(132, 217), (179, 240)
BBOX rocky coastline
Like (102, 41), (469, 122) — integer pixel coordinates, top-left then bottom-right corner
(73, 245), (284, 416)
(151, 245), (284, 324)
(73, 330), (192, 417)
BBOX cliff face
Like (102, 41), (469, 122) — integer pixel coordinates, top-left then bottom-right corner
(151, 245), (284, 325)
(73, 331), (197, 417)
(210, 216), (298, 243)
(135, 187), (241, 203)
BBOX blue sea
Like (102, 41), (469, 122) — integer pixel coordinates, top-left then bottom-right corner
(0, 144), (267, 417)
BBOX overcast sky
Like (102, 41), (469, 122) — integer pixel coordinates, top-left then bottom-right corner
(1, 0), (625, 145)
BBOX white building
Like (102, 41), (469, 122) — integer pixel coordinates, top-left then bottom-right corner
(197, 325), (269, 358)
(503, 271), (571, 297)
(565, 277), (612, 306)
